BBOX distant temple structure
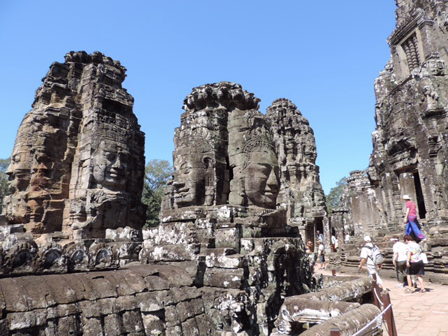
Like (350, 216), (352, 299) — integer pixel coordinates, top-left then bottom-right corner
(331, 0), (448, 284)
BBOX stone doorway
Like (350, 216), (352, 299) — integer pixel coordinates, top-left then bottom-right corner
(413, 172), (426, 219)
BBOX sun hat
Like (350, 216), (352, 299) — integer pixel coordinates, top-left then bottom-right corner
(364, 236), (372, 242)
(402, 194), (411, 200)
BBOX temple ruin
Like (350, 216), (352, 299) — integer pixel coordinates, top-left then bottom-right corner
(2, 51), (146, 243)
(4, 0), (448, 334)
(0, 52), (385, 335)
(330, 0), (448, 285)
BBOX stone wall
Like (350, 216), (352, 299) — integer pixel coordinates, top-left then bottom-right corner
(0, 264), (215, 335)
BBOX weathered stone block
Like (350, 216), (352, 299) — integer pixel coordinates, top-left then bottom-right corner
(122, 310), (144, 334)
(215, 227), (240, 249)
(104, 313), (124, 336)
(142, 313), (165, 335)
(78, 300), (102, 318)
(56, 315), (81, 335)
(203, 268), (244, 289)
(114, 295), (138, 313)
(81, 316), (103, 335)
(136, 292), (164, 313)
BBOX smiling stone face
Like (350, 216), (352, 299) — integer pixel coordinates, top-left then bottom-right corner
(244, 148), (279, 209)
(91, 140), (130, 190)
(6, 148), (32, 194)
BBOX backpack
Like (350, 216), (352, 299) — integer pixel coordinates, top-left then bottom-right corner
(365, 244), (384, 265)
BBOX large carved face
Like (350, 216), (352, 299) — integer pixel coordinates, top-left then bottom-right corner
(173, 154), (207, 206)
(6, 147), (32, 193)
(244, 148), (279, 208)
(92, 140), (130, 190)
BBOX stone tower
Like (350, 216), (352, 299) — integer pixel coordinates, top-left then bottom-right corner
(144, 82), (324, 334)
(2, 51), (146, 243)
(366, 0), (448, 232)
(266, 98), (327, 243)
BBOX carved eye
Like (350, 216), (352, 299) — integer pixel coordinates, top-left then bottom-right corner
(105, 152), (116, 161)
(12, 154), (21, 164)
(180, 162), (190, 174)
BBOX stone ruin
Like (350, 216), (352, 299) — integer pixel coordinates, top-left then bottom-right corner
(2, 51), (146, 243)
(0, 51), (386, 335)
(0, 51), (147, 278)
(329, 0), (448, 284)
(141, 82), (330, 334)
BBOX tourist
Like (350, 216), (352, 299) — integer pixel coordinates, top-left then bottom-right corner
(359, 236), (384, 291)
(317, 240), (326, 270)
(392, 236), (408, 287)
(403, 195), (426, 243)
(344, 232), (350, 243)
(331, 234), (338, 252)
(316, 230), (324, 243)
(305, 240), (315, 266)
(404, 235), (427, 293)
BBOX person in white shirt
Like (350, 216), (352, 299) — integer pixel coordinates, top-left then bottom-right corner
(316, 230), (324, 243)
(317, 240), (326, 270)
(359, 236), (384, 290)
(331, 235), (338, 252)
(344, 232), (350, 243)
(392, 236), (408, 287)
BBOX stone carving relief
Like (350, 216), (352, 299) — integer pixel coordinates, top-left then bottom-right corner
(146, 82), (328, 334)
(242, 133), (279, 208)
(164, 81), (282, 210)
(2, 51), (145, 243)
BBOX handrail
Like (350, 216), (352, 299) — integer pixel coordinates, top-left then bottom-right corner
(352, 303), (392, 336)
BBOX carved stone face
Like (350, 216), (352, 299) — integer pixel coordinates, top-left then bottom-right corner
(244, 148), (279, 208)
(6, 147), (32, 193)
(92, 140), (129, 190)
(173, 155), (207, 206)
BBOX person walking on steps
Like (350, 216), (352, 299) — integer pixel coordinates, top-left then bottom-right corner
(359, 236), (385, 292)
(403, 195), (426, 243)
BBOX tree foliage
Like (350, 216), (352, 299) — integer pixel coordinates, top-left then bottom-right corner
(142, 159), (173, 227)
(326, 176), (348, 216)
(0, 158), (11, 213)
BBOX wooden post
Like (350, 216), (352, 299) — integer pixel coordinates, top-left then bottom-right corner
(381, 291), (398, 336)
(330, 328), (341, 336)
(371, 273), (380, 308)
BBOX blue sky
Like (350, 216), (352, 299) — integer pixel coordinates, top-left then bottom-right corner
(0, 1), (396, 194)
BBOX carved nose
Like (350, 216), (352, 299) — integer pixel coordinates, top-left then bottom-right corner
(5, 164), (14, 177)
(112, 157), (123, 169)
(266, 169), (278, 191)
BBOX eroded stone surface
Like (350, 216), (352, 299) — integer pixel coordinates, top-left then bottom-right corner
(0, 264), (215, 335)
(141, 82), (329, 335)
(2, 51), (145, 242)
(330, 0), (448, 284)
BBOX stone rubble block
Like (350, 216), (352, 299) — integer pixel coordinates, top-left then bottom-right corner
(137, 292), (165, 313)
(81, 316), (103, 335)
(203, 268), (245, 289)
(122, 310), (145, 333)
(298, 304), (382, 336)
(78, 300), (102, 318)
(142, 244), (198, 262)
(205, 251), (246, 269)
(215, 226), (240, 249)
(299, 276), (372, 302)
(275, 298), (360, 330)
